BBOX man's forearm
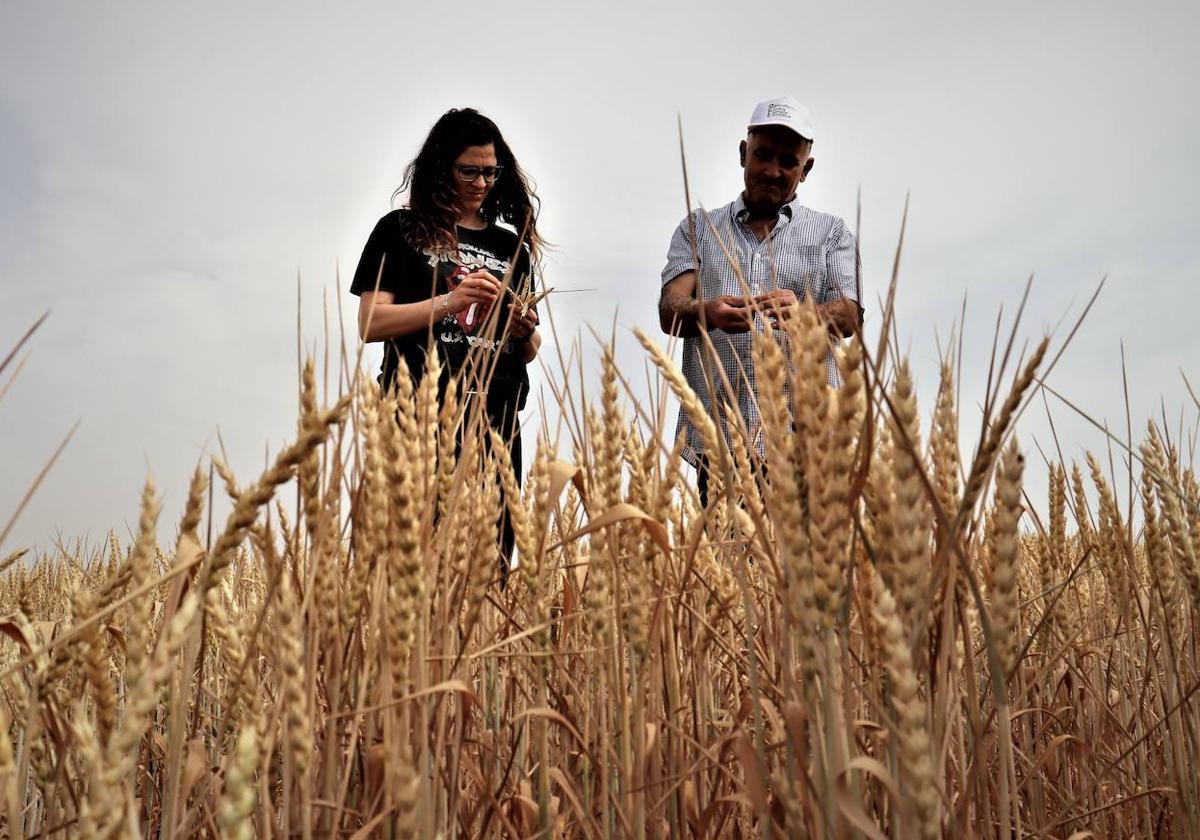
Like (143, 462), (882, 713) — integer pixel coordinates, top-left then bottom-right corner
(659, 288), (705, 337)
(817, 298), (860, 338)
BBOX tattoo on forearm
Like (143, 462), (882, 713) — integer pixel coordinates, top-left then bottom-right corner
(659, 286), (702, 336)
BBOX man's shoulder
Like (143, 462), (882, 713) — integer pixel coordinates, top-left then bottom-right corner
(788, 203), (849, 237)
(675, 198), (742, 233)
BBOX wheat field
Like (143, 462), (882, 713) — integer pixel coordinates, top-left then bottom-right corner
(1, 291), (1198, 839)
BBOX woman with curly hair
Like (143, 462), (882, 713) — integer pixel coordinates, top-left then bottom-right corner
(351, 107), (545, 578)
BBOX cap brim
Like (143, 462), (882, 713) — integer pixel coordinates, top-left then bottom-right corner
(747, 120), (813, 142)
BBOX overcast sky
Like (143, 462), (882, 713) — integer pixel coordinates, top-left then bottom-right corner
(2, 0), (1198, 553)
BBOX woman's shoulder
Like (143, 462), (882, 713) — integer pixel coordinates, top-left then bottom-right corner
(480, 222), (532, 258)
(371, 207), (409, 232)
(365, 208), (421, 249)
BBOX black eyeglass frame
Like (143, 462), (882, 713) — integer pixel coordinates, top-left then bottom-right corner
(453, 164), (504, 183)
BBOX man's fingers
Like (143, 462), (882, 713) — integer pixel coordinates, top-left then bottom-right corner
(754, 289), (798, 303)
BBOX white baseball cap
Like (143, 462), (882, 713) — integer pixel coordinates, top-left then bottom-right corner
(747, 96), (815, 142)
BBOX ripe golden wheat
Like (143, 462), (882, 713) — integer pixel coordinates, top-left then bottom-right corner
(1, 300), (1198, 839)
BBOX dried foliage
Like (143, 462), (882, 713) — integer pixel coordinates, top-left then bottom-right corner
(2, 293), (1199, 840)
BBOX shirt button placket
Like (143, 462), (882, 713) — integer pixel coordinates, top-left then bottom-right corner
(750, 251), (765, 332)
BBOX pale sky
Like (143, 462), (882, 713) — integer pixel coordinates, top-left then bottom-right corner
(3, 1), (1198, 552)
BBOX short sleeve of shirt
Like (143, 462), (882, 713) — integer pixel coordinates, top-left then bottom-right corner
(349, 211), (432, 301)
(513, 244), (534, 297)
(661, 214), (698, 287)
(821, 220), (860, 305)
(502, 241), (537, 320)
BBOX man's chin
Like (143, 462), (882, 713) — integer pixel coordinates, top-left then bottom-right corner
(747, 190), (785, 210)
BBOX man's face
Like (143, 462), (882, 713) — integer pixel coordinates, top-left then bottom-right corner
(740, 127), (814, 212)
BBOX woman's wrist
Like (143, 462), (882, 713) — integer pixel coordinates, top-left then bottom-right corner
(436, 293), (452, 319)
(519, 330), (540, 361)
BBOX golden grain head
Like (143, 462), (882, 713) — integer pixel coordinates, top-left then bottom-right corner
(0, 311), (1195, 840)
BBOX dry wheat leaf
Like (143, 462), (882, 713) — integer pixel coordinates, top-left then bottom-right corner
(103, 624), (126, 651)
(0, 619), (35, 652)
(546, 460), (587, 507)
(511, 707), (590, 757)
(549, 767), (592, 830)
(180, 737), (209, 803)
(34, 621), (58, 644)
(553, 503), (670, 555)
(837, 755), (899, 832)
(731, 731), (769, 813)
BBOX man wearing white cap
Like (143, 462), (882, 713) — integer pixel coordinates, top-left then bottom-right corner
(658, 96), (862, 505)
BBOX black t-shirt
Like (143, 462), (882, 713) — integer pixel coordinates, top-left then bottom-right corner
(350, 209), (534, 416)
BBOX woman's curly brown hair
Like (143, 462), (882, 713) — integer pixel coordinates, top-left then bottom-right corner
(392, 108), (545, 273)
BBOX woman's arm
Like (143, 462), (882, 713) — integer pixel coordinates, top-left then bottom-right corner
(357, 271), (503, 342)
(507, 303), (541, 363)
(520, 329), (541, 363)
(357, 290), (442, 342)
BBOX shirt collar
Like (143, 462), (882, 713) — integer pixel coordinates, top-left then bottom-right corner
(733, 192), (799, 224)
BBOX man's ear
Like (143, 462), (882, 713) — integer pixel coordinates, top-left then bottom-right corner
(739, 140), (747, 168)
(799, 156), (815, 182)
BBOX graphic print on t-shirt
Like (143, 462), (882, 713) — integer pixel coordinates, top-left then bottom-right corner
(422, 238), (526, 361)
(442, 243), (498, 334)
(349, 210), (533, 412)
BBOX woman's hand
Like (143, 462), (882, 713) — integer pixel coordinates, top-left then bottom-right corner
(508, 303), (539, 340)
(446, 269), (502, 314)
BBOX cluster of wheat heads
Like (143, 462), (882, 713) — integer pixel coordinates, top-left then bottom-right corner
(1, 302), (1199, 839)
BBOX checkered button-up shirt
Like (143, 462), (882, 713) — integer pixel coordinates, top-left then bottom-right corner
(660, 194), (861, 466)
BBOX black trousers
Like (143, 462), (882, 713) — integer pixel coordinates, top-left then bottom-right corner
(696, 455), (715, 509)
(480, 398), (522, 581)
(432, 392), (522, 585)
(695, 454), (768, 509)
(385, 370), (522, 583)
(493, 420), (521, 564)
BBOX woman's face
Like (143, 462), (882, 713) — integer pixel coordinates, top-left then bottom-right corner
(451, 143), (499, 220)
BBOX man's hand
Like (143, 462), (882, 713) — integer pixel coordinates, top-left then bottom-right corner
(818, 297), (861, 337)
(754, 289), (799, 325)
(752, 290), (860, 337)
(702, 295), (755, 333)
(660, 272), (756, 336)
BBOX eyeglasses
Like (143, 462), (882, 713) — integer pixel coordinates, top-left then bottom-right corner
(454, 164), (504, 183)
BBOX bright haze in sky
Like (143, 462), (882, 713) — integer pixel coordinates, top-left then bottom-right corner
(2, 1), (1198, 551)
